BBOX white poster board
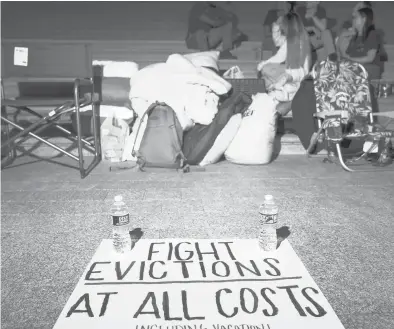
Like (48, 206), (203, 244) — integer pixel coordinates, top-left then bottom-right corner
(53, 239), (345, 329)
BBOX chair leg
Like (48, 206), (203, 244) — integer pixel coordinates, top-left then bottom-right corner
(336, 143), (354, 172)
(1, 106), (17, 168)
(73, 80), (85, 178)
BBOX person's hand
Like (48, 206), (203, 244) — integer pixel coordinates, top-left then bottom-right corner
(273, 73), (290, 90)
(305, 4), (318, 19)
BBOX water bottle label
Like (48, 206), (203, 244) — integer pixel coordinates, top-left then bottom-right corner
(112, 214), (130, 226)
(260, 214), (278, 224)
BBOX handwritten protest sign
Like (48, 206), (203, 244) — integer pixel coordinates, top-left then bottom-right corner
(53, 239), (345, 329)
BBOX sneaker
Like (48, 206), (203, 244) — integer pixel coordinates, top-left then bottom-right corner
(220, 50), (237, 60)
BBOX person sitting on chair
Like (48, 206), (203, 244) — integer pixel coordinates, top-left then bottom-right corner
(297, 1), (336, 64)
(185, 1), (247, 60)
(340, 7), (382, 80)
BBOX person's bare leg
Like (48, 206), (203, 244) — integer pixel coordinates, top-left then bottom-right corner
(207, 22), (233, 51)
(186, 30), (209, 51)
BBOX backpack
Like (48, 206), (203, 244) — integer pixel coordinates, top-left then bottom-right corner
(131, 102), (190, 172)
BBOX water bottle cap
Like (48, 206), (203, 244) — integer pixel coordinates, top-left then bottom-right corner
(114, 195), (123, 202)
(264, 195), (273, 201)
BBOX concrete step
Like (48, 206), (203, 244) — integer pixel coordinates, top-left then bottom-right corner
(92, 40), (262, 63)
(6, 133), (307, 160)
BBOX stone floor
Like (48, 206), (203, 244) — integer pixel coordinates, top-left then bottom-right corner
(1, 154), (394, 329)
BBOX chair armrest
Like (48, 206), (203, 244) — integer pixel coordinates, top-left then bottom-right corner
(75, 78), (93, 86)
(371, 112), (394, 119)
(313, 110), (345, 119)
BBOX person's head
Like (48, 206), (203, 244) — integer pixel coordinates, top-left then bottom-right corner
(305, 1), (320, 9)
(353, 7), (375, 39)
(280, 11), (311, 69)
(353, 1), (372, 15)
(277, 2), (296, 16)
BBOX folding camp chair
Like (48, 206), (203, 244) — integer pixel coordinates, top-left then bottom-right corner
(1, 41), (101, 178)
(306, 58), (394, 172)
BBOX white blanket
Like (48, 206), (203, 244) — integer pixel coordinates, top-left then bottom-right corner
(122, 54), (232, 161)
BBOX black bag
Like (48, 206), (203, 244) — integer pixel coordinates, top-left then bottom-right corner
(182, 92), (252, 165)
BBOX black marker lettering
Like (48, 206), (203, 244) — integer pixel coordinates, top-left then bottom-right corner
(163, 292), (182, 320)
(212, 261), (230, 277)
(218, 241), (237, 260)
(261, 288), (278, 316)
(263, 258), (281, 277)
(149, 261), (167, 280)
(195, 242), (219, 261)
(115, 261), (135, 280)
(97, 292), (118, 317)
(182, 290), (205, 320)
(199, 261), (207, 278)
(168, 242), (173, 261)
(278, 285), (306, 316)
(134, 292), (160, 318)
(302, 287), (327, 317)
(216, 288), (238, 318)
(85, 262), (110, 281)
(175, 242), (193, 261)
(66, 293), (94, 317)
(148, 242), (165, 261)
(174, 261), (193, 278)
(139, 261), (145, 280)
(240, 288), (258, 314)
(235, 260), (261, 277)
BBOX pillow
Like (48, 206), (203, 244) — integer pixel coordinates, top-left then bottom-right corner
(93, 61), (139, 78)
(184, 51), (220, 71)
(199, 114), (242, 166)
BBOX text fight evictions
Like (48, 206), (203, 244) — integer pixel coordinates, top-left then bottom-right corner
(53, 239), (345, 329)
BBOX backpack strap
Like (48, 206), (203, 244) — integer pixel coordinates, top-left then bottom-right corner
(131, 101), (163, 158)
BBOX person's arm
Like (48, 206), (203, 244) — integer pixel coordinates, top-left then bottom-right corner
(199, 13), (223, 27)
(344, 30), (379, 64)
(257, 42), (287, 71)
(311, 15), (327, 31)
(306, 5), (328, 31)
(344, 49), (377, 64)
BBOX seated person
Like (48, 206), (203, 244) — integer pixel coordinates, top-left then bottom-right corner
(296, 1), (336, 64)
(340, 7), (382, 80)
(185, 1), (247, 60)
(257, 9), (312, 114)
(337, 1), (372, 54)
(262, 2), (296, 53)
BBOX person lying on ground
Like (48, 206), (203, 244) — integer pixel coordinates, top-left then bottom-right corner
(296, 1), (336, 64)
(185, 1), (248, 60)
(340, 7), (382, 80)
(257, 9), (312, 106)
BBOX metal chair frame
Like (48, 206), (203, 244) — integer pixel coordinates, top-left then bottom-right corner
(1, 41), (101, 178)
(306, 60), (394, 172)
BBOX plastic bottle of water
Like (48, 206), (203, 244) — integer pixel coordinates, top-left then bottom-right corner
(259, 195), (278, 252)
(110, 195), (131, 253)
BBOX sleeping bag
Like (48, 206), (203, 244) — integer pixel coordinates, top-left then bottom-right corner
(182, 92), (252, 165)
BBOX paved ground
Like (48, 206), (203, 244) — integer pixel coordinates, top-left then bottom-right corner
(1, 154), (394, 329)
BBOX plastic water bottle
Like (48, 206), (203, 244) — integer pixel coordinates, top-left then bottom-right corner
(110, 195), (131, 253)
(259, 195), (278, 251)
